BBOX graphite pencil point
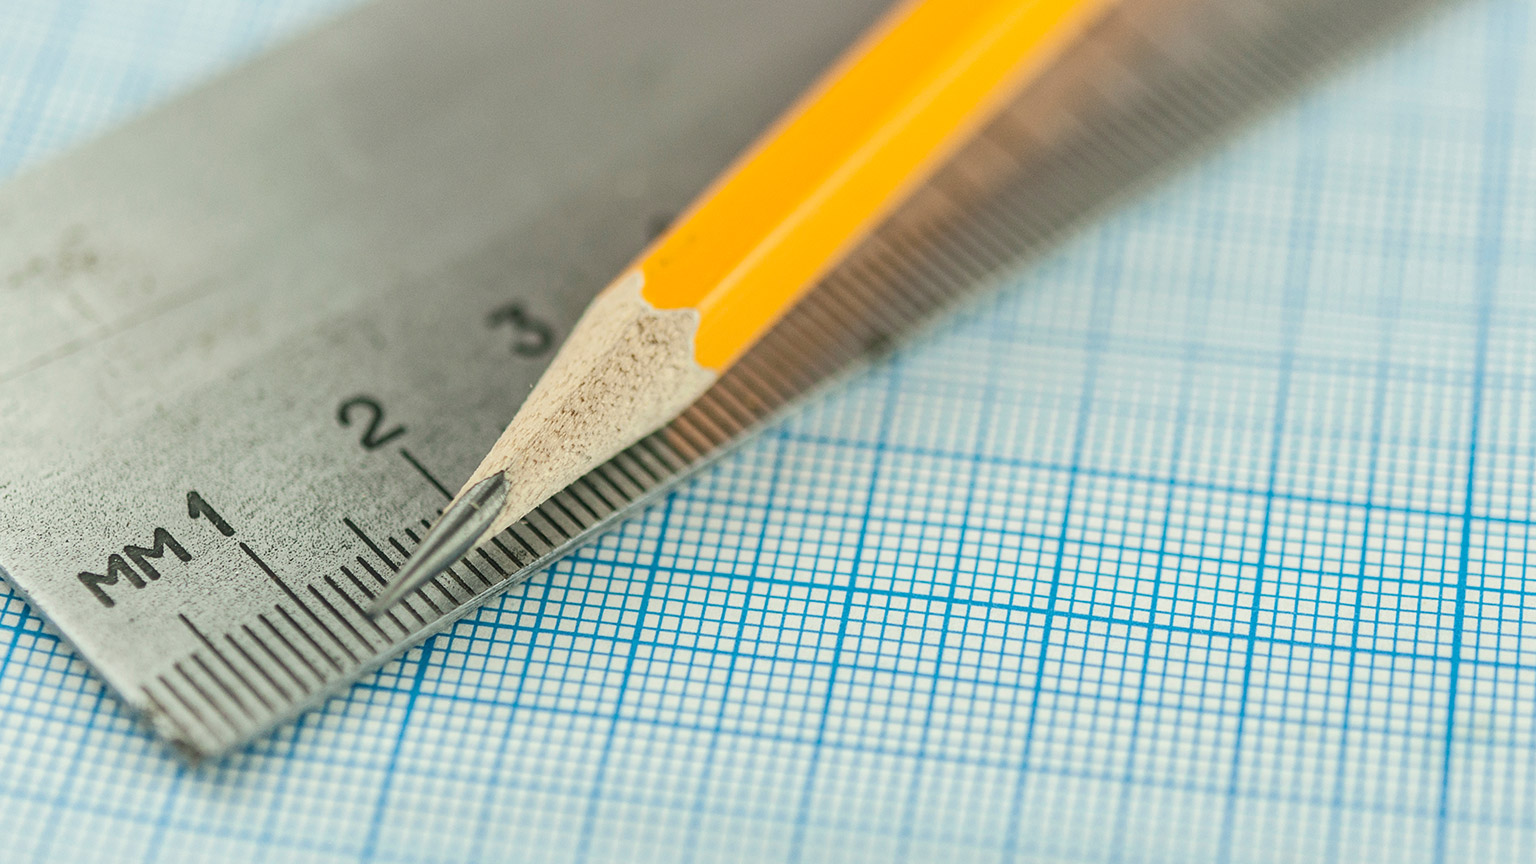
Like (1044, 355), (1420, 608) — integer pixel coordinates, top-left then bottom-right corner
(368, 473), (508, 615)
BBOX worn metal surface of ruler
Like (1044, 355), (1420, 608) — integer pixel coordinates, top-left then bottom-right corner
(0, 0), (1439, 758)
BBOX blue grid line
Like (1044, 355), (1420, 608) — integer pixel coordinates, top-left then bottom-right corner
(0, 0), (86, 172)
(7, 704), (1532, 841)
(1000, 215), (1125, 859)
(677, 429), (793, 864)
(1321, 57), (1425, 864)
(360, 637), (440, 861)
(463, 573), (560, 862)
(784, 358), (903, 864)
(1434, 2), (1523, 860)
(1106, 165), (1222, 864)
(1214, 97), (1324, 864)
(762, 434), (1508, 521)
(889, 288), (1004, 864)
(3, 0), (1536, 862)
(572, 493), (676, 864)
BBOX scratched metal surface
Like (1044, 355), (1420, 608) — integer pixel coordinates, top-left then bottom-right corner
(0, 0), (1440, 760)
(0, 0), (894, 756)
(4, 0), (1533, 862)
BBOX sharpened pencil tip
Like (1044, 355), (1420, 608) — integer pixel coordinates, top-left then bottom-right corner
(367, 473), (508, 616)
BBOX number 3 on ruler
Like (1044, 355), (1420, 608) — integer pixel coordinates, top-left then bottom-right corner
(487, 301), (553, 357)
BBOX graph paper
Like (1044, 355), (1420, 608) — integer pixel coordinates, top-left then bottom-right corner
(1, 0), (1534, 862)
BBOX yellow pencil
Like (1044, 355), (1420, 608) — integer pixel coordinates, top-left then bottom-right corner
(371, 0), (1115, 613)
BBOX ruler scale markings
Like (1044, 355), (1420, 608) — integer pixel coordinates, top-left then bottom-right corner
(173, 661), (241, 735)
(1089, 82), (1176, 162)
(748, 315), (851, 392)
(381, 533), (452, 603)
(575, 479), (627, 519)
(242, 543), (359, 665)
(145, 676), (204, 737)
(899, 214), (997, 296)
(536, 497), (586, 540)
(306, 584), (378, 653)
(1123, 82), (1215, 154)
(343, 518), (400, 572)
(229, 628), (294, 704)
(715, 365), (781, 419)
(879, 194), (986, 293)
(798, 279), (879, 351)
(400, 528), (475, 597)
(946, 192), (1033, 270)
(257, 613), (328, 689)
(216, 629), (290, 713)
(949, 155), (1067, 252)
(854, 252), (937, 327)
(851, 242), (945, 323)
(548, 490), (600, 528)
(558, 483), (608, 522)
(219, 632), (291, 713)
(273, 604), (343, 675)
(687, 389), (749, 435)
(919, 233), (1003, 312)
(387, 535), (458, 610)
(188, 651), (259, 722)
(795, 275), (884, 353)
(846, 256), (933, 331)
(354, 559), (429, 629)
(818, 274), (909, 357)
(455, 557), (496, 591)
(243, 624), (311, 697)
(647, 428), (707, 468)
(390, 577), (449, 619)
(521, 511), (573, 549)
(398, 448), (453, 500)
(155, 673), (222, 743)
(599, 457), (651, 500)
(442, 568), (478, 602)
(430, 524), (499, 589)
(0, 0), (1440, 757)
(708, 372), (777, 419)
(574, 475), (624, 517)
(617, 443), (670, 486)
(682, 398), (744, 446)
(648, 426), (707, 467)
(838, 261), (925, 332)
(490, 535), (536, 569)
(473, 547), (513, 579)
(980, 96), (1050, 152)
(339, 565), (379, 600)
(729, 343), (804, 398)
(629, 440), (687, 485)
(1143, 58), (1216, 147)
(637, 435), (691, 475)
(179, 614), (272, 715)
(139, 685), (204, 757)
(508, 524), (555, 561)
(334, 571), (408, 641)
(478, 536), (521, 574)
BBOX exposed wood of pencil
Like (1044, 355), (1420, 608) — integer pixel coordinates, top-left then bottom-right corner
(374, 0), (1119, 612)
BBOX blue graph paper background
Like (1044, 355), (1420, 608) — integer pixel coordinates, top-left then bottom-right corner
(3, 0), (1535, 861)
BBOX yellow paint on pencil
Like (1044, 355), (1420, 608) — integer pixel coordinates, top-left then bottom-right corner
(638, 0), (1114, 370)
(379, 0), (1120, 611)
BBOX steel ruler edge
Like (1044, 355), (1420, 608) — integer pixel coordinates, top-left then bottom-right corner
(0, 0), (1444, 759)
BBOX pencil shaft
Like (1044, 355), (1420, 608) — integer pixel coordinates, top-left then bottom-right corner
(374, 0), (1117, 612)
(641, 0), (1117, 369)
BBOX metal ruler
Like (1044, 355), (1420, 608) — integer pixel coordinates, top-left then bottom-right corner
(0, 0), (1437, 759)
